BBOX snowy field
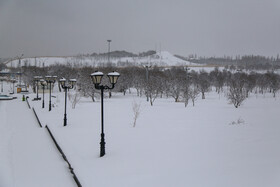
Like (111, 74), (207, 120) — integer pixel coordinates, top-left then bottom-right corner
(1, 81), (280, 187)
(5, 51), (197, 68)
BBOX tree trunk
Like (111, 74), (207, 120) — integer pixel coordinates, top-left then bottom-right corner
(91, 95), (95, 102)
(202, 92), (205, 99)
(185, 99), (188, 107)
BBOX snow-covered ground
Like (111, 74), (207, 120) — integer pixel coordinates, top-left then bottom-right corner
(1, 81), (280, 187)
(0, 82), (76, 187)
(5, 51), (198, 68)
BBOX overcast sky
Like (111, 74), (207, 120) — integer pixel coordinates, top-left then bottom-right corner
(1, 0), (280, 58)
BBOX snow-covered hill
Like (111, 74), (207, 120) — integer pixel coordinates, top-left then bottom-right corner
(5, 51), (199, 68)
(114, 51), (196, 67)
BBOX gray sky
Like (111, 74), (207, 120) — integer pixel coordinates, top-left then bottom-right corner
(1, 0), (280, 58)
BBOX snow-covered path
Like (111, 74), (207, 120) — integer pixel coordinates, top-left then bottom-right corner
(0, 99), (76, 187)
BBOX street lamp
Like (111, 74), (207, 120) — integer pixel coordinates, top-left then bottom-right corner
(90, 71), (120, 157)
(143, 65), (151, 102)
(185, 66), (191, 81)
(59, 78), (76, 127)
(107, 39), (112, 98)
(17, 54), (24, 88)
(40, 79), (47, 108)
(11, 79), (17, 94)
(107, 39), (112, 64)
(45, 75), (57, 111)
(0, 78), (4, 93)
(33, 76), (42, 100)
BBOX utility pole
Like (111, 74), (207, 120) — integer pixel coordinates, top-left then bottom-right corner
(107, 39), (111, 64)
(18, 54), (24, 88)
(107, 40), (112, 98)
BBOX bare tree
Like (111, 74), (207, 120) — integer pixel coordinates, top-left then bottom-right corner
(117, 67), (134, 95)
(68, 90), (81, 109)
(243, 73), (256, 97)
(256, 74), (269, 95)
(165, 68), (185, 102)
(131, 68), (146, 97)
(147, 73), (162, 106)
(189, 84), (200, 106)
(210, 68), (226, 94)
(0, 62), (6, 71)
(227, 86), (247, 108)
(181, 76), (192, 107)
(196, 71), (210, 99)
(226, 74), (247, 108)
(132, 100), (141, 127)
(265, 71), (280, 97)
(77, 67), (97, 102)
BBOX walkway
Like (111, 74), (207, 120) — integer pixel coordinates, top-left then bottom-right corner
(0, 99), (76, 187)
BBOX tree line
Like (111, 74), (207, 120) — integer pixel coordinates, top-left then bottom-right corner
(8, 64), (280, 108)
(176, 55), (280, 71)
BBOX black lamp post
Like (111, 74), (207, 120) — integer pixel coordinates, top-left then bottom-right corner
(11, 79), (17, 94)
(107, 39), (112, 98)
(143, 65), (151, 102)
(45, 76), (57, 111)
(18, 54), (24, 89)
(90, 71), (120, 157)
(33, 76), (42, 100)
(40, 79), (47, 108)
(107, 40), (111, 63)
(0, 78), (4, 93)
(59, 78), (76, 127)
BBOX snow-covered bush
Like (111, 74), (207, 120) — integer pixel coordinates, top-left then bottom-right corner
(68, 91), (81, 109)
(229, 118), (245, 125)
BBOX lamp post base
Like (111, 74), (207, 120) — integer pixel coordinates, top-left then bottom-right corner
(100, 133), (106, 157)
(63, 114), (67, 126)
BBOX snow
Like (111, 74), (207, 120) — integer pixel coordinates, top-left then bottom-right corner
(33, 76), (42, 80)
(91, 72), (104, 76)
(107, 72), (120, 76)
(0, 96), (76, 186)
(45, 75), (57, 82)
(69, 79), (77, 82)
(5, 51), (200, 68)
(5, 57), (73, 68)
(1, 80), (280, 187)
(0, 94), (14, 100)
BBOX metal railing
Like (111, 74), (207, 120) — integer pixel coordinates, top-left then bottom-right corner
(45, 125), (82, 187)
